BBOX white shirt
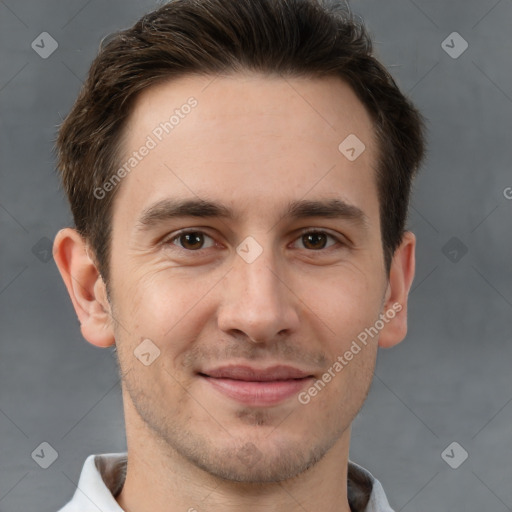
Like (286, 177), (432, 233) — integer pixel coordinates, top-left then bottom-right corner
(57, 452), (395, 512)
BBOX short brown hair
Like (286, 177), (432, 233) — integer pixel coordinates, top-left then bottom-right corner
(56, 0), (426, 284)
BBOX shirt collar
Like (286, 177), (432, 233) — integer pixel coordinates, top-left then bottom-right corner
(58, 452), (394, 512)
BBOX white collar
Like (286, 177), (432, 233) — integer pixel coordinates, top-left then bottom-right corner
(58, 452), (395, 512)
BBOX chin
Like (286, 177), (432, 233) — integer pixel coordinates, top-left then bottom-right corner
(178, 433), (335, 484)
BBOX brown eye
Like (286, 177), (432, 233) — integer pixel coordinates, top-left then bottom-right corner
(171, 231), (215, 250)
(302, 232), (328, 250)
(293, 230), (340, 251)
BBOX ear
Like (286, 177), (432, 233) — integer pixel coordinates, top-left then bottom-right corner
(53, 228), (115, 348)
(378, 231), (416, 349)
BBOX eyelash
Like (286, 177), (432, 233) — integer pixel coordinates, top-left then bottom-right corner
(163, 228), (345, 253)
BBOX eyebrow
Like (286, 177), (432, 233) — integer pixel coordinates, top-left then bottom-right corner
(134, 197), (369, 232)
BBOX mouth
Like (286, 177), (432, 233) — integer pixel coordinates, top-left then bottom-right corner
(198, 365), (315, 406)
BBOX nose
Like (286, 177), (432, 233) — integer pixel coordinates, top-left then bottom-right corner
(217, 243), (300, 344)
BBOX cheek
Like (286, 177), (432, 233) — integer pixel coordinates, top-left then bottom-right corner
(303, 266), (383, 345)
(312, 271), (382, 400)
(112, 266), (218, 354)
(305, 275), (380, 411)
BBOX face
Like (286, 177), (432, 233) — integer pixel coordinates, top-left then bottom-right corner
(107, 73), (390, 482)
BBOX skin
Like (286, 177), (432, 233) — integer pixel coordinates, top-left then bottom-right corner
(54, 73), (415, 512)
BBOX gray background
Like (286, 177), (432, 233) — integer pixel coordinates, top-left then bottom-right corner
(1, 0), (511, 510)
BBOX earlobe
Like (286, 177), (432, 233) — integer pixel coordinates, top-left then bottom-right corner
(53, 228), (115, 348)
(378, 231), (416, 349)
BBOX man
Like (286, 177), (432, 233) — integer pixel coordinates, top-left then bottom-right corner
(53, 0), (425, 510)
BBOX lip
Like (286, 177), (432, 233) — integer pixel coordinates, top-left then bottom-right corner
(199, 365), (315, 406)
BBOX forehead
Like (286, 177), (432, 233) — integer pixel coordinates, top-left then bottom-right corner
(112, 73), (379, 227)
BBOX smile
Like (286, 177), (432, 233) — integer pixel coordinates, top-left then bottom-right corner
(198, 365), (315, 406)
